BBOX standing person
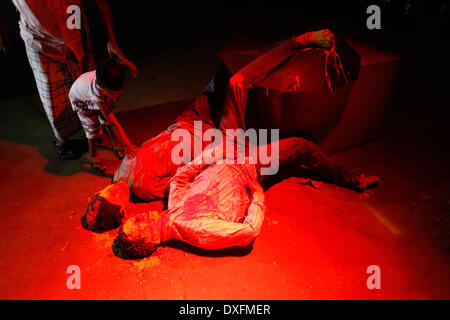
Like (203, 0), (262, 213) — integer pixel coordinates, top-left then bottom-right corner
(0, 0), (137, 159)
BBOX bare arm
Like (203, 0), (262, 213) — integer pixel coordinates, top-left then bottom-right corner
(295, 29), (335, 50)
(98, 103), (135, 154)
(237, 29), (335, 87)
(92, 0), (138, 76)
(236, 37), (298, 87)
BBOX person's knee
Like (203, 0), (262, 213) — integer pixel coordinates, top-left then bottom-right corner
(293, 137), (321, 167)
(296, 137), (321, 150)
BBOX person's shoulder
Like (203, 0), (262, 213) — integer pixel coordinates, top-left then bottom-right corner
(81, 70), (97, 83)
(71, 71), (94, 88)
(70, 71), (99, 99)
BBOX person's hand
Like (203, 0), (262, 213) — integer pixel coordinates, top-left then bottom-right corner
(296, 29), (335, 50)
(124, 144), (139, 158)
(248, 178), (263, 194)
(107, 41), (138, 77)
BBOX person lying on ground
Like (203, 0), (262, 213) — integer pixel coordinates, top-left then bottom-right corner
(111, 29), (377, 201)
(81, 30), (378, 256)
(104, 146), (266, 257)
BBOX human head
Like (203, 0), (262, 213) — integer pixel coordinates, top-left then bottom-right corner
(83, 181), (130, 232)
(117, 211), (162, 258)
(95, 57), (126, 97)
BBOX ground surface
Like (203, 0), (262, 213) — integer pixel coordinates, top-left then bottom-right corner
(0, 14), (449, 299)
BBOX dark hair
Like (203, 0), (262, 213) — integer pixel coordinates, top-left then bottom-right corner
(96, 58), (126, 91)
(82, 194), (124, 232)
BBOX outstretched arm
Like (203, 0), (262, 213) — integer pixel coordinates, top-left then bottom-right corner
(219, 30), (335, 132)
(237, 29), (335, 87)
(236, 37), (298, 88)
(295, 29), (335, 50)
(98, 103), (136, 155)
(93, 0), (138, 77)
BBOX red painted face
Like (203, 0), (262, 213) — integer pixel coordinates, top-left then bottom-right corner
(119, 212), (162, 257)
(97, 181), (130, 208)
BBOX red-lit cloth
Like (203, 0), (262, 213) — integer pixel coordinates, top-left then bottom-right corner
(14, 0), (94, 140)
(159, 148), (265, 249)
(114, 94), (216, 200)
(114, 38), (300, 200)
(12, 0), (90, 62)
(25, 46), (93, 140)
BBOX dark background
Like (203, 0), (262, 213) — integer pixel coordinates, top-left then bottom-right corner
(1, 0), (448, 100)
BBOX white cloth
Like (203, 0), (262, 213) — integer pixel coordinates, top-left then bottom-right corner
(69, 71), (104, 111)
(159, 148), (265, 250)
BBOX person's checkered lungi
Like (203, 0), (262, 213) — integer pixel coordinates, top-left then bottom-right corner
(25, 46), (94, 141)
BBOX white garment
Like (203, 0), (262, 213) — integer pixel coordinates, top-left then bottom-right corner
(69, 71), (104, 111)
(69, 71), (123, 110)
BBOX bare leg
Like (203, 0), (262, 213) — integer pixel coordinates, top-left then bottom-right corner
(88, 138), (98, 160)
(256, 137), (378, 192)
(219, 71), (365, 188)
(88, 138), (106, 171)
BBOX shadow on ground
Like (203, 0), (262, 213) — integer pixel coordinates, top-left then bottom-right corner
(0, 97), (193, 178)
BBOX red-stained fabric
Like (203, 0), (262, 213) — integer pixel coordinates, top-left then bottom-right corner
(114, 95), (215, 200)
(114, 33), (362, 201)
(12, 0), (90, 62)
(218, 34), (360, 142)
(114, 39), (303, 200)
(159, 149), (265, 250)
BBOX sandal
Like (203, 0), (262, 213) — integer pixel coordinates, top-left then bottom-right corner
(53, 141), (79, 160)
(89, 158), (107, 173)
(111, 147), (125, 160)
